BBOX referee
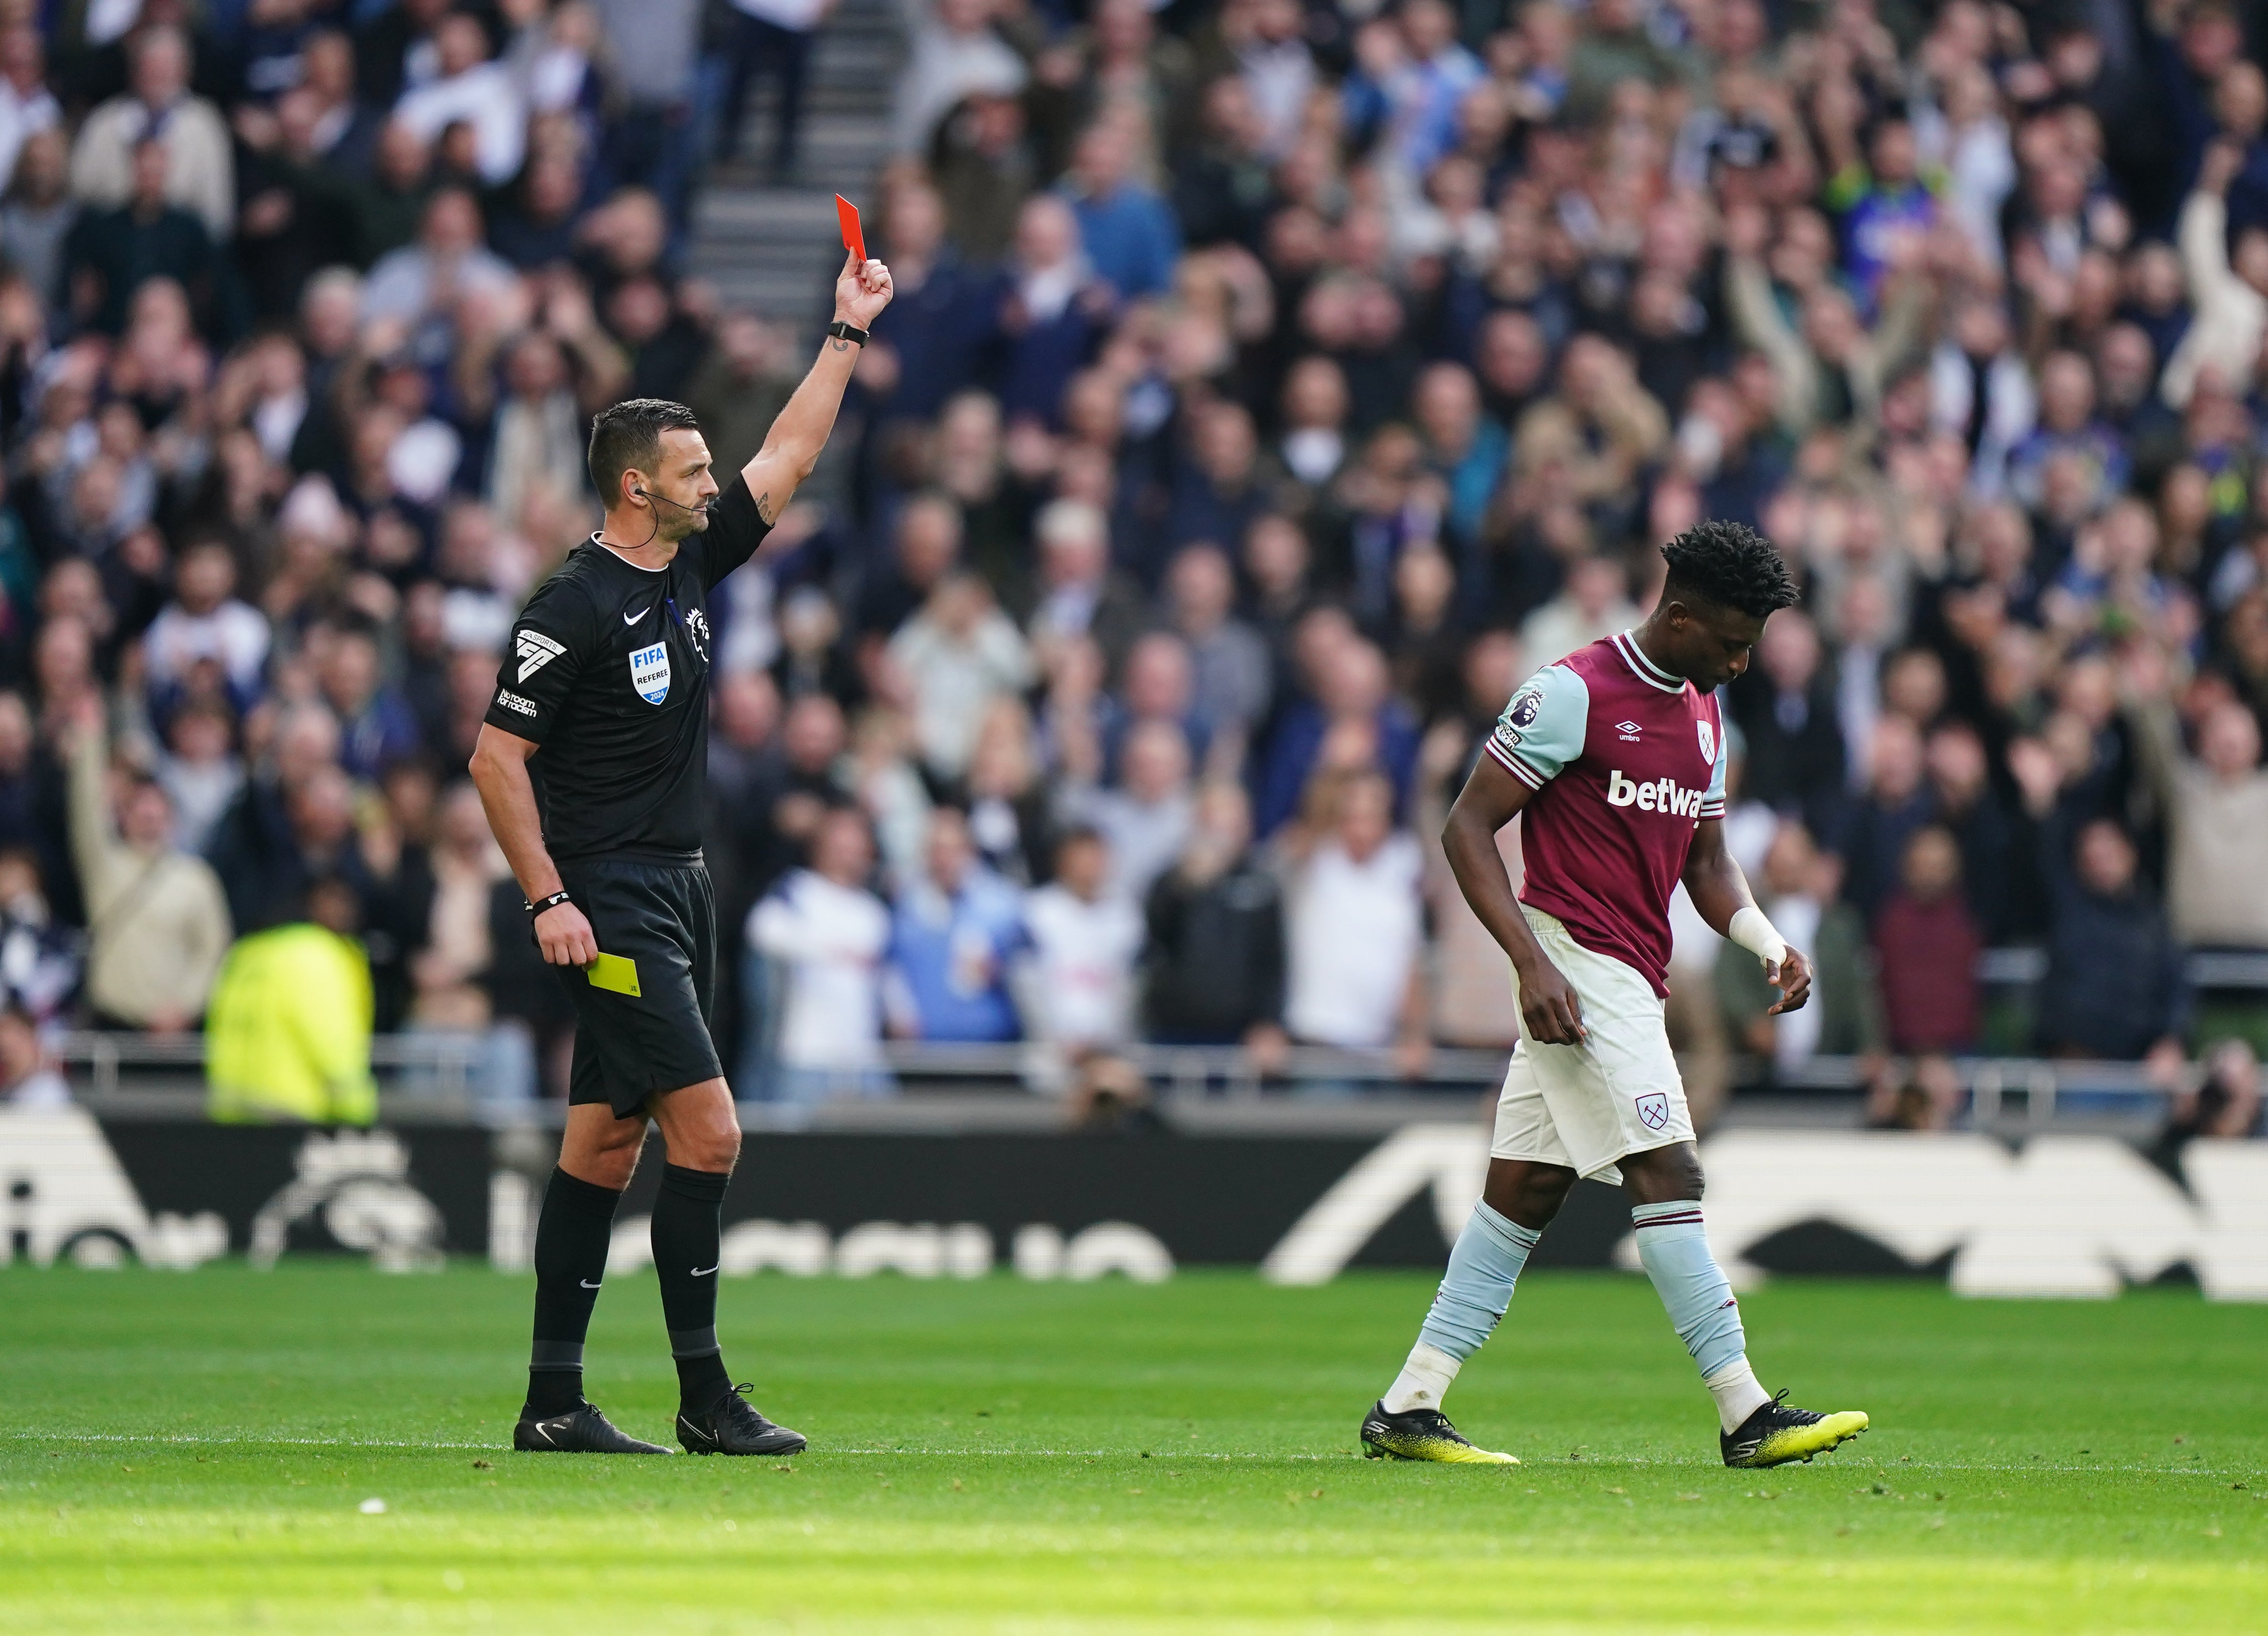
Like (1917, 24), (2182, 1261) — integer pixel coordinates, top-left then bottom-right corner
(472, 253), (893, 1456)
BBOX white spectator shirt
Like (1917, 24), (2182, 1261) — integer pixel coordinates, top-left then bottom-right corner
(394, 61), (527, 185)
(143, 597), (272, 697)
(750, 870), (892, 1069)
(0, 75), (59, 198)
(732, 0), (827, 27)
(1020, 883), (1143, 1046)
(1285, 833), (1424, 1047)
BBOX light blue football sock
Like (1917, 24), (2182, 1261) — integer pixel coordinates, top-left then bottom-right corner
(1632, 1199), (1770, 1431)
(1384, 1202), (1542, 1413)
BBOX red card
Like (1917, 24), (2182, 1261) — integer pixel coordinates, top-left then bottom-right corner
(835, 195), (866, 263)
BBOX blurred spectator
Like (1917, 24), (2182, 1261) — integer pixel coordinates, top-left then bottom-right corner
(1866, 1054), (1965, 1133)
(0, 27), (58, 195)
(887, 569), (1034, 781)
(0, 849), (78, 1023)
(405, 781), (504, 1024)
(2126, 654), (2268, 951)
(1518, 555), (1641, 673)
(1164, 543), (1269, 753)
(893, 0), (1027, 159)
(1727, 609), (1845, 840)
(998, 194), (1113, 424)
(154, 700), (245, 855)
(0, 996), (61, 1107)
(63, 704), (231, 1032)
(1140, 778), (1283, 1058)
(1716, 824), (1884, 1073)
(1027, 497), (1146, 672)
(62, 137), (216, 335)
(1061, 717), (1193, 904)
(748, 803), (892, 1100)
(1282, 769), (1426, 1070)
(1019, 825), (1140, 1049)
(3, 128), (75, 310)
(2038, 818), (2190, 1070)
(2153, 1040), (2264, 1167)
(1871, 826), (1983, 1057)
(716, 0), (827, 177)
(316, 618), (423, 780)
(1062, 1048), (1167, 1134)
(205, 874), (375, 1125)
(393, 12), (527, 187)
(1059, 118), (1179, 302)
(68, 27), (232, 241)
(887, 805), (1024, 1042)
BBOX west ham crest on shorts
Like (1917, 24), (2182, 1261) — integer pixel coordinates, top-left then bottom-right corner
(629, 640), (671, 705)
(1635, 1091), (1670, 1132)
(1696, 717), (1716, 763)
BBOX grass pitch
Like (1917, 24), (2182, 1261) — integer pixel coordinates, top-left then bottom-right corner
(2, 1264), (2263, 1633)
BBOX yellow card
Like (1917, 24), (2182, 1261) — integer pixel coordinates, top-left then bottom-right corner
(586, 952), (641, 997)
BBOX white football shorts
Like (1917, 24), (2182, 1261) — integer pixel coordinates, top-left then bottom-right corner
(1489, 903), (1695, 1183)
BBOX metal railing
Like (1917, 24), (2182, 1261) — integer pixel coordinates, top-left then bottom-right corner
(57, 1029), (485, 1101)
(47, 1030), (2195, 1136)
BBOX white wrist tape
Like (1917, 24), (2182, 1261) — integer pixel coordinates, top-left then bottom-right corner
(1729, 906), (1788, 971)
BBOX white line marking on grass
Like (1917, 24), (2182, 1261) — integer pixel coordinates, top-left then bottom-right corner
(3, 1433), (2242, 1476)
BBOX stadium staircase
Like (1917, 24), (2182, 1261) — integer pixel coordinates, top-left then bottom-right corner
(692, 0), (903, 337)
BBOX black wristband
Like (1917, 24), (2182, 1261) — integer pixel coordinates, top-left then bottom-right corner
(826, 319), (869, 347)
(525, 889), (572, 915)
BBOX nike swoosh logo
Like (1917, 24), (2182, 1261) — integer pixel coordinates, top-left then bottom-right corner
(624, 607), (650, 624)
(580, 1279), (602, 1289)
(691, 1264), (719, 1277)
(533, 1423), (555, 1445)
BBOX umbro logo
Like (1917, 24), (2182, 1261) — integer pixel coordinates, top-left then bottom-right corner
(1617, 720), (1642, 741)
(516, 629), (564, 683)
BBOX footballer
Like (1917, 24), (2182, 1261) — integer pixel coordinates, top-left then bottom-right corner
(1360, 520), (1871, 1471)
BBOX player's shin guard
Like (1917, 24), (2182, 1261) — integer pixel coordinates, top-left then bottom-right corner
(526, 1167), (624, 1417)
(1631, 1200), (1771, 1433)
(1382, 1202), (1541, 1413)
(651, 1164), (732, 1412)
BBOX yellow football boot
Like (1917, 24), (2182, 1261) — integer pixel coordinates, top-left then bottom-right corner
(1360, 1400), (1521, 1464)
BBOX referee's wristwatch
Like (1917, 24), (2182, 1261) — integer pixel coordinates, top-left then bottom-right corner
(525, 889), (573, 915)
(826, 319), (869, 348)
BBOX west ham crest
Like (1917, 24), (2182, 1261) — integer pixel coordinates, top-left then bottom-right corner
(1635, 1091), (1671, 1132)
(1696, 717), (1716, 764)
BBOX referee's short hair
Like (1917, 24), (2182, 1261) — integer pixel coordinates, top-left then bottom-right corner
(588, 398), (701, 505)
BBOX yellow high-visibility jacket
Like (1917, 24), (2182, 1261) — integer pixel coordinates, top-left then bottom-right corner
(205, 924), (377, 1126)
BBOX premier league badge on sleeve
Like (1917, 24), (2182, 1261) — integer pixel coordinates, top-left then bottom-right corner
(1508, 690), (1541, 727)
(629, 640), (671, 705)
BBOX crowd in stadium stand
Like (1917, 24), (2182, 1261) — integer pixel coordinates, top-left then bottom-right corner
(0, 0), (2263, 1141)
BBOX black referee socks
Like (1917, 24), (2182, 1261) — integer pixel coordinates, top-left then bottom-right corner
(525, 1167), (624, 1418)
(652, 1164), (733, 1411)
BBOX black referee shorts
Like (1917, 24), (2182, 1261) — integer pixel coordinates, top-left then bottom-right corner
(555, 855), (724, 1120)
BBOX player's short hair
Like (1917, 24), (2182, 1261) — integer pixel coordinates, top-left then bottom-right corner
(587, 398), (701, 506)
(1660, 519), (1800, 620)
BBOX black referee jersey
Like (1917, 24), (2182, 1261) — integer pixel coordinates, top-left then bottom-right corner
(484, 472), (773, 1114)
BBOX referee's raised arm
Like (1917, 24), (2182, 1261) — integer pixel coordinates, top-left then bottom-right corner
(735, 251), (896, 531)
